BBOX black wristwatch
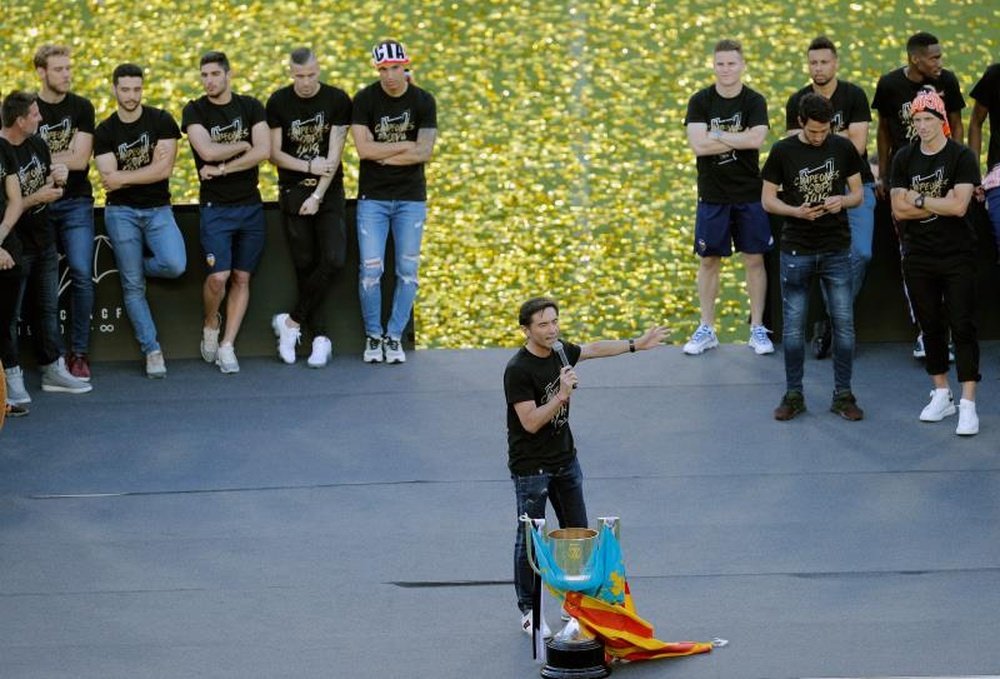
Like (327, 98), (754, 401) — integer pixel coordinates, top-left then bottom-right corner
(914, 193), (926, 209)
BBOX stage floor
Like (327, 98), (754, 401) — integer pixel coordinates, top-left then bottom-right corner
(2, 342), (999, 678)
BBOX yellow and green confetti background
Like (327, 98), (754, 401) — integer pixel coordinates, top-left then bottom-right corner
(1, 1), (996, 347)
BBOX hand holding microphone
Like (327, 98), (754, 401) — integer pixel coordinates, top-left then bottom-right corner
(551, 340), (578, 391)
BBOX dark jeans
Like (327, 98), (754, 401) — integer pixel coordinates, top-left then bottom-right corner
(279, 185), (347, 337)
(512, 457), (588, 613)
(12, 244), (63, 367)
(49, 197), (95, 354)
(903, 252), (980, 383)
(0, 274), (20, 368)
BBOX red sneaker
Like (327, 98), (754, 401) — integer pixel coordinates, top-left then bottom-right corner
(68, 353), (91, 381)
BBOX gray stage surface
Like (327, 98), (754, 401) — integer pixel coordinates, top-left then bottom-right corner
(2, 342), (999, 679)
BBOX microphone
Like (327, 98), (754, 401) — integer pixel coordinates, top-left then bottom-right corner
(551, 340), (577, 389)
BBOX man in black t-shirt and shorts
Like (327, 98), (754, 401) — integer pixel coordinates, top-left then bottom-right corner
(683, 39), (773, 357)
(351, 40), (436, 365)
(182, 51), (270, 374)
(873, 32), (965, 359)
(763, 94), (865, 422)
(890, 89), (981, 436)
(34, 44), (97, 381)
(94, 63), (187, 379)
(267, 47), (352, 368)
(504, 296), (667, 635)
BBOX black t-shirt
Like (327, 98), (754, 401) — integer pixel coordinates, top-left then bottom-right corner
(0, 142), (23, 273)
(684, 84), (769, 204)
(504, 341), (583, 475)
(872, 68), (965, 155)
(94, 106), (181, 208)
(181, 93), (266, 205)
(352, 82), (437, 201)
(266, 83), (352, 188)
(1, 136), (55, 252)
(785, 80), (875, 183)
(890, 139), (980, 257)
(970, 63), (1000, 170)
(36, 92), (95, 200)
(763, 134), (864, 254)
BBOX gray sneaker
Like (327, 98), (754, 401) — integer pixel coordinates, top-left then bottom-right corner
(146, 350), (167, 379)
(201, 313), (221, 363)
(4, 365), (32, 404)
(41, 357), (93, 394)
(215, 344), (240, 374)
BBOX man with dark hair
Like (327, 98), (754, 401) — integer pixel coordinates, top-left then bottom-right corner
(94, 63), (186, 378)
(762, 93), (865, 421)
(504, 296), (667, 634)
(890, 89), (981, 436)
(785, 36), (876, 359)
(267, 47), (352, 368)
(351, 39), (436, 364)
(872, 31), (966, 359)
(182, 51), (270, 374)
(1, 91), (92, 404)
(968, 61), (1000, 254)
(33, 44), (97, 381)
(0, 110), (26, 417)
(683, 39), (773, 357)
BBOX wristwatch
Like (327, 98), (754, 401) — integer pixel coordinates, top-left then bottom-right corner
(914, 193), (925, 209)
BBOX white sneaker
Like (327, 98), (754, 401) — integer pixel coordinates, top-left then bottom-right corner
(912, 334), (925, 359)
(956, 399), (979, 436)
(271, 313), (301, 365)
(201, 313), (221, 363)
(41, 357), (93, 394)
(384, 335), (406, 364)
(363, 335), (384, 363)
(307, 336), (333, 368)
(520, 610), (552, 638)
(215, 344), (240, 374)
(683, 324), (718, 355)
(748, 325), (775, 355)
(145, 350), (167, 379)
(4, 366), (31, 404)
(919, 388), (956, 422)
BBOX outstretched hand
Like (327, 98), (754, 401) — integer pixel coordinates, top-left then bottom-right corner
(634, 325), (670, 351)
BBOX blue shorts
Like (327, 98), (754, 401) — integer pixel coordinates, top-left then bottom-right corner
(199, 204), (266, 274)
(694, 200), (773, 257)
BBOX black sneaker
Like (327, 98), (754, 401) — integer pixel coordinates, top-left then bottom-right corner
(774, 391), (806, 421)
(830, 391), (864, 421)
(812, 320), (831, 359)
(5, 403), (29, 418)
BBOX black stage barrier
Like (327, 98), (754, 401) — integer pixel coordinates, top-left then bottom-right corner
(24, 200), (409, 363)
(765, 197), (1000, 343)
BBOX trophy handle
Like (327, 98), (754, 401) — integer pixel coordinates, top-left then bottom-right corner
(520, 514), (546, 576)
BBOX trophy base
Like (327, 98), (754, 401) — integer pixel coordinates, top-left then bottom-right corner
(541, 638), (611, 678)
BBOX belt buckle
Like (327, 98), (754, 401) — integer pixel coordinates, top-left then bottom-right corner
(301, 178), (318, 187)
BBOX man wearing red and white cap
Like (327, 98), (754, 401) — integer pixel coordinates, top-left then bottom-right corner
(890, 88), (981, 436)
(351, 39), (437, 364)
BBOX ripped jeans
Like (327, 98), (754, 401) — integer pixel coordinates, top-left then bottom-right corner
(356, 199), (426, 339)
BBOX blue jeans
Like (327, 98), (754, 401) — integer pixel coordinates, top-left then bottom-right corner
(104, 205), (187, 355)
(13, 244), (64, 367)
(781, 249), (855, 394)
(49, 197), (95, 354)
(986, 187), (1000, 253)
(511, 457), (588, 613)
(356, 199), (426, 339)
(846, 182), (876, 299)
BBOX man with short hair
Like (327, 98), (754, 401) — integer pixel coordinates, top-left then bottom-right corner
(33, 44), (97, 381)
(785, 36), (876, 358)
(763, 93), (865, 421)
(1, 114), (26, 417)
(890, 89), (980, 436)
(683, 39), (773, 357)
(504, 296), (667, 634)
(0, 90), (92, 403)
(968, 61), (1000, 254)
(872, 32), (965, 359)
(267, 47), (351, 368)
(94, 63), (187, 378)
(182, 51), (270, 374)
(351, 39), (436, 364)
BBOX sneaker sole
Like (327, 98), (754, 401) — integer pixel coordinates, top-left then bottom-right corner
(216, 365), (240, 374)
(7, 394), (31, 405)
(363, 354), (384, 363)
(751, 344), (775, 355)
(920, 406), (956, 422)
(41, 384), (93, 394)
(386, 356), (406, 364)
(683, 341), (719, 355)
(146, 371), (167, 379)
(956, 426), (979, 436)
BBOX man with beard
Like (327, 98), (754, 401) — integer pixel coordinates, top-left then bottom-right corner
(182, 51), (270, 374)
(94, 63), (186, 378)
(267, 47), (351, 368)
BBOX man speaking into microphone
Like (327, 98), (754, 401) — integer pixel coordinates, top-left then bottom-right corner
(503, 296), (668, 635)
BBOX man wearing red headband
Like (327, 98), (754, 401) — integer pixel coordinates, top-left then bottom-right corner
(890, 89), (981, 436)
